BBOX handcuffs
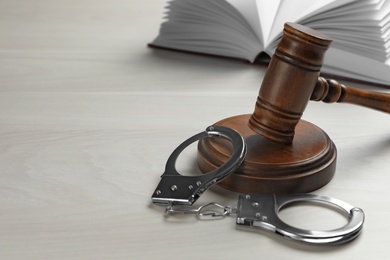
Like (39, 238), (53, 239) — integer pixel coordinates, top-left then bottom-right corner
(151, 126), (365, 246)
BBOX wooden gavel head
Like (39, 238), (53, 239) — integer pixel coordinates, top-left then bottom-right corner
(198, 22), (390, 194)
(249, 23), (332, 143)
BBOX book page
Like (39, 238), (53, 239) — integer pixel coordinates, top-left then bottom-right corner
(311, 0), (389, 24)
(225, 0), (263, 43)
(153, 0), (264, 62)
(255, 0), (281, 46)
(304, 0), (381, 22)
(323, 48), (390, 85)
(266, 0), (354, 47)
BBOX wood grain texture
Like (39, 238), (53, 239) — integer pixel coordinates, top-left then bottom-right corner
(312, 77), (390, 113)
(198, 115), (337, 193)
(198, 23), (336, 193)
(1, 0), (390, 259)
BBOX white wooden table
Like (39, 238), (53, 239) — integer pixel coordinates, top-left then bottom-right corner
(1, 1), (390, 259)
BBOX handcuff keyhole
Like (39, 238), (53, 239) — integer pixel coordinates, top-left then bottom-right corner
(277, 201), (348, 231)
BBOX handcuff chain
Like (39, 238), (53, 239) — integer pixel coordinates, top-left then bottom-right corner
(165, 202), (238, 219)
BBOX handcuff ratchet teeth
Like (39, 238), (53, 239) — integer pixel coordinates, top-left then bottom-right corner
(151, 126), (365, 245)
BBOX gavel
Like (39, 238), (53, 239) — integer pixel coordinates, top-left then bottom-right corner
(197, 22), (390, 194)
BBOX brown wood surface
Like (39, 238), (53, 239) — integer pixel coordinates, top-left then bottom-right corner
(198, 22), (390, 194)
(198, 23), (337, 194)
(198, 114), (336, 194)
(312, 77), (390, 113)
(248, 23), (332, 144)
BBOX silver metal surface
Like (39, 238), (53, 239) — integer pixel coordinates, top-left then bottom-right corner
(150, 126), (365, 246)
(236, 194), (365, 245)
(151, 126), (246, 206)
(165, 202), (238, 219)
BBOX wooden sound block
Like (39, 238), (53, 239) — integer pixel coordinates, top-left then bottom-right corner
(197, 23), (390, 194)
(197, 114), (337, 194)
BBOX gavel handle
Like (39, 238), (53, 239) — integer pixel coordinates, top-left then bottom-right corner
(311, 77), (390, 114)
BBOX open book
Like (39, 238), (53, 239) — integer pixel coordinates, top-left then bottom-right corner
(151, 0), (390, 86)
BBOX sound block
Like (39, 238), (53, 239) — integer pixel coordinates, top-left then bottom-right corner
(197, 114), (337, 194)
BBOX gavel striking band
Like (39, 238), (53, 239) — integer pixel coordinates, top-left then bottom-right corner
(197, 22), (390, 194)
(248, 23), (332, 144)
